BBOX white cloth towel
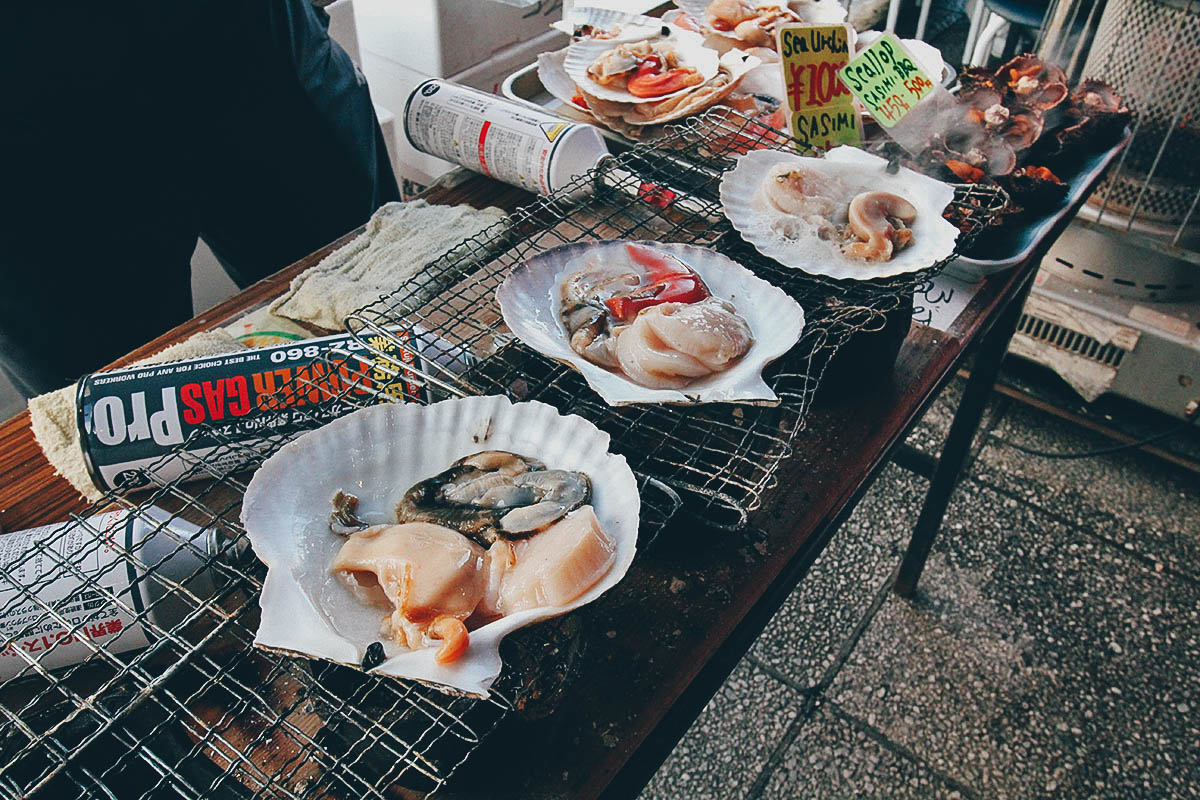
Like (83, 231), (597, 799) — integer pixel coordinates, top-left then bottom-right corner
(268, 200), (508, 331)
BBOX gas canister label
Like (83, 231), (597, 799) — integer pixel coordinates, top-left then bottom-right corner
(77, 331), (427, 493)
(0, 510), (149, 679)
(405, 79), (578, 195)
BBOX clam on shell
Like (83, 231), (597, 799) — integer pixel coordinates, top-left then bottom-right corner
(563, 28), (720, 104)
(551, 6), (668, 43)
(242, 396), (640, 697)
(581, 49), (761, 131)
(720, 147), (960, 280)
(496, 240), (805, 406)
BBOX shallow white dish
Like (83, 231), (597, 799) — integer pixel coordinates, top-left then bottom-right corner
(497, 240), (805, 406)
(242, 395), (640, 697)
(719, 147), (960, 281)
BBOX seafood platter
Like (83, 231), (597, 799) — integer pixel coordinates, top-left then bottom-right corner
(497, 240), (805, 405)
(512, 5), (1130, 276)
(718, 146), (962, 280)
(909, 55), (1133, 273)
(242, 395), (639, 697)
(519, 2), (950, 144)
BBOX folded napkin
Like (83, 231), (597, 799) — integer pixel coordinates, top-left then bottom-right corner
(268, 200), (508, 331)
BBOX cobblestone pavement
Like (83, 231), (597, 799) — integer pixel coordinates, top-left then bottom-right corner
(640, 375), (1200, 799)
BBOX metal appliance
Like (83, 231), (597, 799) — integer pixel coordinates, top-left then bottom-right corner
(1009, 0), (1200, 419)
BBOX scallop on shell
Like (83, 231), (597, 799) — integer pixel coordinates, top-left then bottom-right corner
(496, 241), (805, 406)
(547, 47), (760, 134)
(242, 396), (640, 697)
(672, 0), (847, 51)
(551, 5), (668, 43)
(720, 147), (960, 280)
(563, 28), (720, 104)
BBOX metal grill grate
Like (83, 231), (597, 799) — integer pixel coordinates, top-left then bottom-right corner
(0, 107), (1003, 799)
(343, 109), (1004, 526)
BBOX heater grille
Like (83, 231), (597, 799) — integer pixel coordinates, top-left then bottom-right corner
(1017, 312), (1129, 366)
(1083, 0), (1200, 228)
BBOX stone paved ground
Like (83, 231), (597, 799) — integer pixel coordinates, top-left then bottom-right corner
(639, 373), (1200, 800)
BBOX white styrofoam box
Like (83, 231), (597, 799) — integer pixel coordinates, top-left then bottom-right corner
(373, 104), (400, 182)
(359, 51), (457, 186)
(450, 29), (566, 94)
(325, 0), (362, 66)
(354, 0), (560, 77)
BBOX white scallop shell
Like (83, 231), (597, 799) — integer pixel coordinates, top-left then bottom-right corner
(537, 47), (592, 114)
(564, 28), (719, 104)
(736, 48), (785, 102)
(242, 396), (640, 697)
(496, 241), (805, 406)
(789, 0), (849, 24)
(551, 6), (669, 43)
(719, 147), (960, 280)
(672, 0), (847, 48)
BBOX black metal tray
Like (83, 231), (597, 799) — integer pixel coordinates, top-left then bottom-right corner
(949, 131), (1131, 280)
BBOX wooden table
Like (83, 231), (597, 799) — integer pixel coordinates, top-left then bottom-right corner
(0, 170), (1083, 800)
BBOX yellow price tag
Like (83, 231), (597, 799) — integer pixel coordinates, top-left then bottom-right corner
(776, 23), (861, 151)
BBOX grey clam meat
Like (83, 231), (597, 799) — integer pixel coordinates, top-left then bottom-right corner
(329, 490), (368, 535)
(395, 450), (592, 546)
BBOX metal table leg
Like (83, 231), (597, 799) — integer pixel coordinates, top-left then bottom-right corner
(894, 271), (1036, 597)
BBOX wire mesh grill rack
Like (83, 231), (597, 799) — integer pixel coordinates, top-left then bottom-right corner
(0, 441), (509, 799)
(0, 344), (680, 800)
(0, 108), (1003, 800)
(344, 108), (1003, 527)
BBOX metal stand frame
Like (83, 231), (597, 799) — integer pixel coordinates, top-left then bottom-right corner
(894, 269), (1037, 596)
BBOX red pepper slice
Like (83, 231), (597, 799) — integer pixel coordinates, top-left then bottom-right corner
(570, 91), (589, 109)
(627, 65), (703, 98)
(603, 244), (711, 321)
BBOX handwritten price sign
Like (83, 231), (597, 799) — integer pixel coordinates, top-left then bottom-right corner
(776, 23), (861, 151)
(839, 33), (934, 129)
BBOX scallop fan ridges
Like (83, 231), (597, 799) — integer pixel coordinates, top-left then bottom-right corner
(497, 240), (805, 406)
(241, 396), (639, 697)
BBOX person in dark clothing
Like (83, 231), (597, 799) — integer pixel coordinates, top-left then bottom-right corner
(0, 0), (400, 397)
